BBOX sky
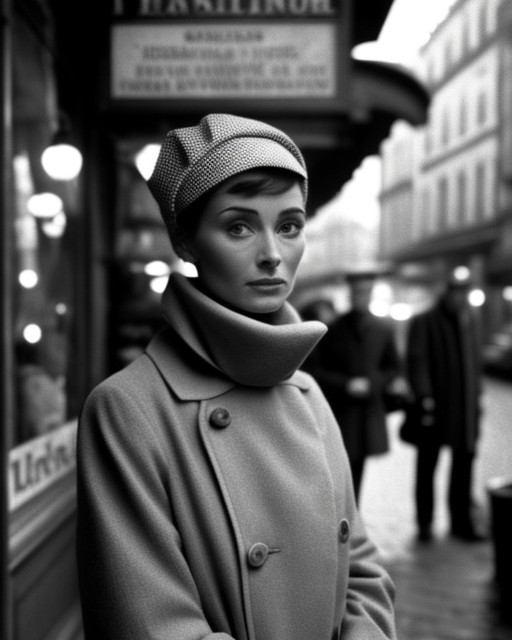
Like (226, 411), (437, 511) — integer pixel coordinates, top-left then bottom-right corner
(354, 0), (459, 67)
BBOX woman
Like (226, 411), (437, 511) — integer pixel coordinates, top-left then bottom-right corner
(76, 113), (397, 640)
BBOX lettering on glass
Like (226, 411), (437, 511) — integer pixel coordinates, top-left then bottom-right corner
(9, 421), (77, 511)
(111, 23), (337, 99)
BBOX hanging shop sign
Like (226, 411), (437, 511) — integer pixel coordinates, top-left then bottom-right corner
(109, 0), (349, 113)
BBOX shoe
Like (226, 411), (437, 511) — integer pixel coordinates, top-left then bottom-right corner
(418, 526), (433, 542)
(450, 527), (487, 542)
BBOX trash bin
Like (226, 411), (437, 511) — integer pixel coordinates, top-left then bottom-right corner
(487, 478), (512, 618)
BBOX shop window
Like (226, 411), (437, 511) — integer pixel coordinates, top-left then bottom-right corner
(11, 10), (84, 448)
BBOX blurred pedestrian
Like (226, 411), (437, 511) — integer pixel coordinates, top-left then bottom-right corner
(299, 297), (337, 324)
(76, 114), (397, 639)
(308, 271), (409, 503)
(404, 273), (484, 542)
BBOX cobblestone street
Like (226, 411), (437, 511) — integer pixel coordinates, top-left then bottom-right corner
(360, 376), (512, 640)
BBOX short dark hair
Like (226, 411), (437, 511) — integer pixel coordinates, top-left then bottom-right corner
(176, 167), (303, 239)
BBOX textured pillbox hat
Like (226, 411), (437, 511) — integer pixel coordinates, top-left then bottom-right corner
(147, 113), (308, 246)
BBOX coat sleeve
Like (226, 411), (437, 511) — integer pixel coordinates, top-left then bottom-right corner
(76, 381), (234, 640)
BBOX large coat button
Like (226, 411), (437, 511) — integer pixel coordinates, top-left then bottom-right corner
(209, 407), (231, 429)
(247, 542), (269, 568)
(338, 519), (350, 544)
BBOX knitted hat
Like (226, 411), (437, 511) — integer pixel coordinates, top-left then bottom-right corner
(147, 113), (308, 246)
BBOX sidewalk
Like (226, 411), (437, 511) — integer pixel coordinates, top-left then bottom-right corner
(360, 377), (512, 640)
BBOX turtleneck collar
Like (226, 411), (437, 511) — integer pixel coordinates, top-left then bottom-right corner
(161, 273), (326, 387)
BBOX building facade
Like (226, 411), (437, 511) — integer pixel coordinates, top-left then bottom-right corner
(379, 0), (512, 335)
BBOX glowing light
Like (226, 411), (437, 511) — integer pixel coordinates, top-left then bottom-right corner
(150, 276), (169, 294)
(23, 324), (42, 344)
(503, 287), (512, 302)
(144, 260), (169, 277)
(452, 265), (471, 282)
(27, 192), (63, 219)
(41, 210), (67, 238)
(370, 300), (390, 317)
(56, 303), (67, 315)
(41, 143), (83, 180)
(176, 260), (198, 278)
(135, 144), (161, 180)
(19, 269), (38, 289)
(469, 289), (485, 307)
(390, 303), (412, 321)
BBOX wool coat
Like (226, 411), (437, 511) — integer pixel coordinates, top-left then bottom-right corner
(76, 274), (397, 640)
(406, 297), (482, 452)
(306, 310), (402, 461)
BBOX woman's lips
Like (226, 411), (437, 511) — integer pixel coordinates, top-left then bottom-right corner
(247, 278), (286, 287)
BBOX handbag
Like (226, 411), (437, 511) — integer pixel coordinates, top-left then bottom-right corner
(398, 400), (435, 446)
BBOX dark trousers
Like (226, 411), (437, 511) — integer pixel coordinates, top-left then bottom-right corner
(415, 443), (474, 532)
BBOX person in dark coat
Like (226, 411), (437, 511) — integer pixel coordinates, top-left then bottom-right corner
(306, 271), (408, 503)
(405, 275), (484, 542)
(76, 114), (398, 640)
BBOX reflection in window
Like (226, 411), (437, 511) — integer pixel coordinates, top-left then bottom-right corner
(12, 12), (83, 446)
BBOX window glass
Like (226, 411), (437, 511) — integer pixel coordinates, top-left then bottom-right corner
(11, 10), (83, 447)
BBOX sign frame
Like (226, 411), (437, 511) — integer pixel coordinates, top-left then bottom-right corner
(107, 2), (351, 115)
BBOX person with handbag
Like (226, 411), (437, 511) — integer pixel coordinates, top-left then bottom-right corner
(404, 274), (485, 543)
(75, 114), (398, 640)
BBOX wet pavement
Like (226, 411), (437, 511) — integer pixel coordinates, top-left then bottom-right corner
(360, 375), (512, 640)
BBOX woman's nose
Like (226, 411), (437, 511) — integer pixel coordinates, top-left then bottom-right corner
(257, 233), (281, 268)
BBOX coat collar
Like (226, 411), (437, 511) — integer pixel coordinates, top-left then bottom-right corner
(145, 273), (326, 397)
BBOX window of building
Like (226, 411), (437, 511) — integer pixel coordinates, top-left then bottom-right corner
(462, 20), (470, 56)
(441, 108), (450, 147)
(475, 161), (486, 221)
(477, 91), (487, 125)
(479, 3), (488, 43)
(438, 176), (449, 230)
(457, 170), (467, 225)
(421, 188), (431, 235)
(444, 40), (453, 71)
(459, 98), (468, 136)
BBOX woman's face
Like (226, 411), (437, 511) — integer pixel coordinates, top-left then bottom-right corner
(181, 171), (306, 316)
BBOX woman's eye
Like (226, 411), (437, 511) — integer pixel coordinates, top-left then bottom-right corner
(227, 222), (251, 237)
(279, 221), (303, 236)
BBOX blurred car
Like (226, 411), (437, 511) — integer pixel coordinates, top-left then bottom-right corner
(483, 323), (512, 379)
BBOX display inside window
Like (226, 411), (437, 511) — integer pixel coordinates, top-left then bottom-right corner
(11, 12), (83, 447)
